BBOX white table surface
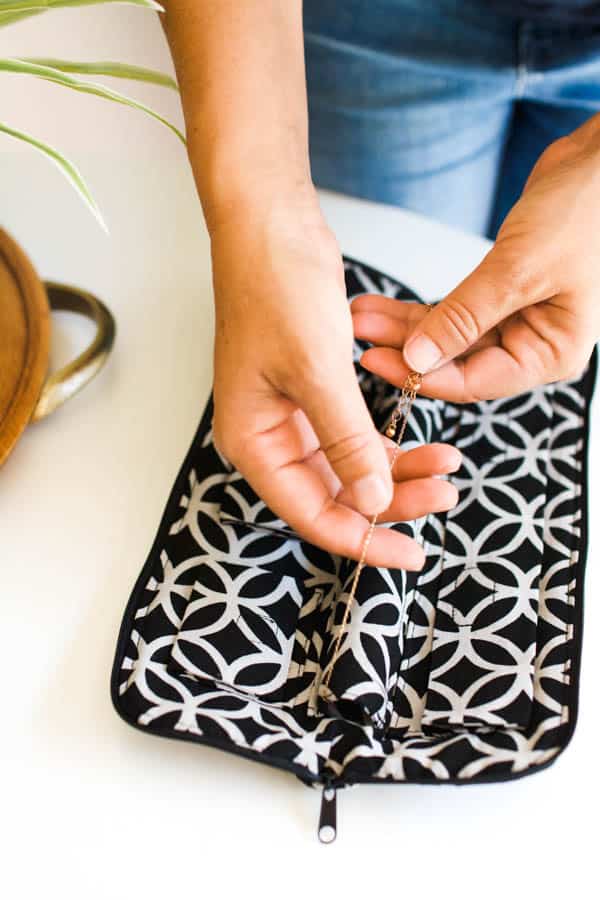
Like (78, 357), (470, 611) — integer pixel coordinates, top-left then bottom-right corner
(1, 10), (599, 900)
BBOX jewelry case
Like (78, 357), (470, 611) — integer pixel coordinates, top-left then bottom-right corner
(111, 257), (596, 841)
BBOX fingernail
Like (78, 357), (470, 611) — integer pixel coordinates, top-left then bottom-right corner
(352, 473), (392, 516)
(406, 546), (426, 571)
(404, 334), (442, 373)
(445, 450), (462, 472)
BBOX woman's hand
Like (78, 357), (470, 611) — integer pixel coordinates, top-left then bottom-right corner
(161, 1), (460, 568)
(210, 200), (461, 569)
(354, 113), (600, 402)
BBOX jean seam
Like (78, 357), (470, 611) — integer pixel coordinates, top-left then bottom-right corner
(516, 22), (529, 98)
(305, 29), (511, 82)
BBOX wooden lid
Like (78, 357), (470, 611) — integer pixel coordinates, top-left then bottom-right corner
(0, 228), (50, 466)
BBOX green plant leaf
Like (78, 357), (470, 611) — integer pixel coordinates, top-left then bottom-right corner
(0, 0), (164, 12)
(0, 120), (107, 230)
(0, 1), (164, 30)
(22, 58), (177, 90)
(0, 10), (42, 25)
(0, 58), (185, 143)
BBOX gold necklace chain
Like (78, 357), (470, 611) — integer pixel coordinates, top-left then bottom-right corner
(323, 369), (423, 688)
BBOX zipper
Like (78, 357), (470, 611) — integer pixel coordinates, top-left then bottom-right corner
(317, 780), (338, 844)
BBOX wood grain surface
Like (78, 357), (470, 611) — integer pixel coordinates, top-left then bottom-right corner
(0, 228), (50, 466)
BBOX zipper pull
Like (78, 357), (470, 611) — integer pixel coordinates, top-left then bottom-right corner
(318, 784), (337, 844)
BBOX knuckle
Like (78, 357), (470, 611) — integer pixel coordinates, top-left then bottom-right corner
(321, 430), (373, 468)
(298, 351), (332, 385)
(276, 354), (322, 395)
(440, 298), (482, 349)
(287, 351), (352, 395)
(522, 338), (562, 384)
(494, 254), (544, 304)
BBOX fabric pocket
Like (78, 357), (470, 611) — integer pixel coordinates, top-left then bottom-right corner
(218, 467), (298, 539)
(168, 374), (447, 720)
(316, 548), (418, 733)
(169, 561), (320, 703)
(421, 388), (555, 732)
(420, 570), (539, 730)
(314, 394), (447, 734)
(166, 471), (340, 705)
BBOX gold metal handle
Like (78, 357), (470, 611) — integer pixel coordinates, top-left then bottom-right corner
(32, 282), (116, 421)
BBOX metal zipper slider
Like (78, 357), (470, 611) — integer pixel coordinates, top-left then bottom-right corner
(318, 784), (337, 844)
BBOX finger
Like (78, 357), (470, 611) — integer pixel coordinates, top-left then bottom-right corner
(351, 294), (428, 324)
(248, 404), (461, 499)
(305, 439), (460, 515)
(383, 477), (458, 522)
(352, 310), (411, 349)
(291, 360), (395, 516)
(360, 324), (504, 402)
(361, 304), (592, 403)
(375, 438), (462, 480)
(244, 453), (427, 569)
(338, 475), (458, 523)
(234, 401), (427, 568)
(354, 307), (499, 357)
(304, 438), (460, 513)
(401, 246), (552, 375)
(361, 344), (514, 402)
(389, 442), (462, 480)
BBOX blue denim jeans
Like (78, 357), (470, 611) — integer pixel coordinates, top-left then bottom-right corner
(304, 0), (600, 237)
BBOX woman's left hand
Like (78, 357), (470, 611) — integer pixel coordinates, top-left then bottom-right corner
(353, 113), (600, 402)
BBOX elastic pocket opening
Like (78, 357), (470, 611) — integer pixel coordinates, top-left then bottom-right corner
(218, 468), (301, 539)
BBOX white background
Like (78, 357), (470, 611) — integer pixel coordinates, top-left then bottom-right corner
(1, 8), (598, 899)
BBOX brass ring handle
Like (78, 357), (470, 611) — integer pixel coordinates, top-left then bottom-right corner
(32, 282), (116, 421)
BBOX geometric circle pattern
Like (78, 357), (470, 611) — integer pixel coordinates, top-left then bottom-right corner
(112, 258), (595, 786)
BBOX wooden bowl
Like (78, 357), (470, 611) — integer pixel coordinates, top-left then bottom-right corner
(0, 227), (115, 466)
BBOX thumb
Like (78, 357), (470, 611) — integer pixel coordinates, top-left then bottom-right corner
(403, 248), (527, 373)
(299, 363), (393, 517)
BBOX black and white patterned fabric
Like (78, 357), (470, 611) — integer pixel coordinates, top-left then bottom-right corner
(112, 258), (596, 789)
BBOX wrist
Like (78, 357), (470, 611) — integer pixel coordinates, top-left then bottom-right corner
(204, 174), (323, 242)
(187, 134), (318, 235)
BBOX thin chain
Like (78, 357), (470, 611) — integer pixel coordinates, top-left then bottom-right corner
(322, 370), (423, 688)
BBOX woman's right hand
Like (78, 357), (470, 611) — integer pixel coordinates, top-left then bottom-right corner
(209, 197), (461, 569)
